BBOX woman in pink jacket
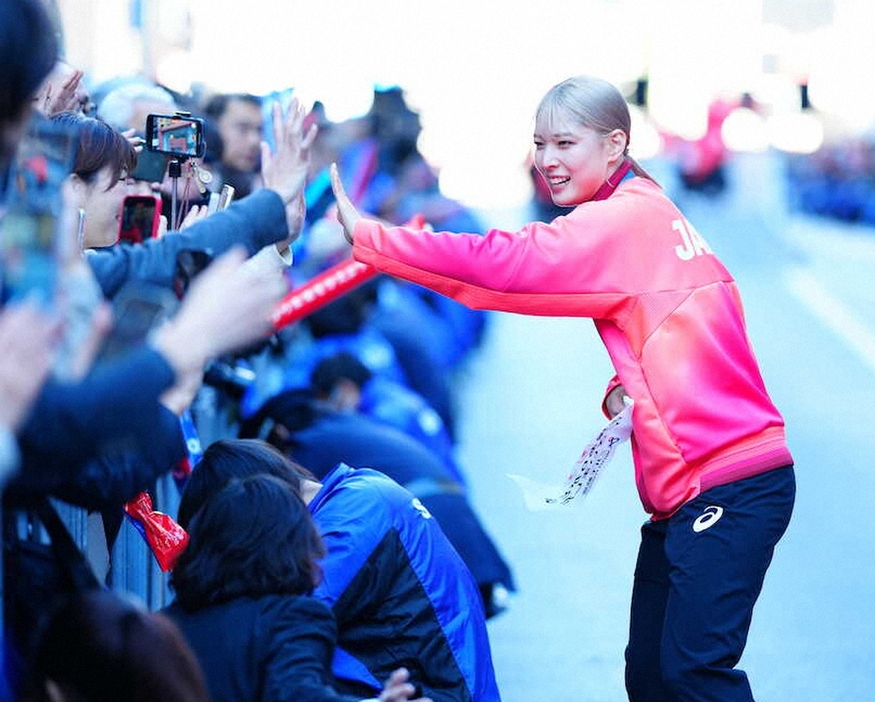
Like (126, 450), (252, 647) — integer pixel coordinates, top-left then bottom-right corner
(329, 75), (794, 702)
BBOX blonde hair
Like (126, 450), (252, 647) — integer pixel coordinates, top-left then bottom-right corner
(536, 75), (657, 184)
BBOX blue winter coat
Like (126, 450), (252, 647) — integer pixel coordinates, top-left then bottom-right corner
(309, 463), (501, 702)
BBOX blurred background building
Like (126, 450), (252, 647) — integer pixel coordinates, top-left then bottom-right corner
(45, 0), (875, 218)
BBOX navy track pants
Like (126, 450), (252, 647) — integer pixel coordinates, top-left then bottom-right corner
(625, 465), (795, 702)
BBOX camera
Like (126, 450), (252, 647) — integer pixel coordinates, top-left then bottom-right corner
(145, 112), (205, 159)
(130, 146), (169, 183)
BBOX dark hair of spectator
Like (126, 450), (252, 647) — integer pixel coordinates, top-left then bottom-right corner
(303, 280), (379, 337)
(236, 388), (320, 446)
(176, 438), (309, 529)
(310, 351), (373, 397)
(203, 92), (262, 120)
(51, 111), (136, 189)
(31, 590), (210, 702)
(0, 0), (58, 122)
(171, 474), (325, 611)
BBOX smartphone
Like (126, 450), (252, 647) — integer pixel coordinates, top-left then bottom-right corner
(172, 249), (213, 300)
(97, 281), (179, 362)
(130, 146), (169, 183)
(217, 184), (235, 210)
(118, 194), (162, 245)
(207, 183), (235, 214)
(0, 116), (79, 305)
(144, 113), (205, 159)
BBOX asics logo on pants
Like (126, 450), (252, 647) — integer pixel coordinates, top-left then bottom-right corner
(692, 505), (724, 533)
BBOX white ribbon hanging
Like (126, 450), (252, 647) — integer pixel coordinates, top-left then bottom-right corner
(508, 400), (634, 511)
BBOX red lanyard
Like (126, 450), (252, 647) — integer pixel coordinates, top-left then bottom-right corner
(590, 158), (633, 202)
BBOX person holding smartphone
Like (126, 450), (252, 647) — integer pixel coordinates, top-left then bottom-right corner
(48, 101), (315, 300)
(50, 112), (137, 250)
(331, 75), (795, 702)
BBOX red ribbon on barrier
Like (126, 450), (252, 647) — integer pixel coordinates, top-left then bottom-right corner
(124, 492), (189, 572)
(271, 257), (378, 331)
(271, 215), (426, 332)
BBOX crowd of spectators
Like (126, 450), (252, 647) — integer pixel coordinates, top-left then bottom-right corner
(784, 134), (875, 225)
(0, 0), (511, 700)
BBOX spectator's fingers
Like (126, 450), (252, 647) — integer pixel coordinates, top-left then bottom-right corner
(52, 71), (84, 114)
(287, 97), (305, 140)
(60, 69), (82, 94)
(260, 141), (272, 172)
(279, 97), (309, 158)
(378, 668), (414, 701)
(302, 123), (318, 151)
(179, 204), (208, 230)
(270, 101), (284, 154)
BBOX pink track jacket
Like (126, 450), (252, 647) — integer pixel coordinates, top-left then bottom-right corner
(351, 177), (793, 520)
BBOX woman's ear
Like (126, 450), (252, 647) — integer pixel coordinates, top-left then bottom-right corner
(67, 173), (87, 206)
(605, 129), (628, 163)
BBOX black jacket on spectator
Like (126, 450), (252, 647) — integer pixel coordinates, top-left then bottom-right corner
(164, 595), (359, 702)
(46, 405), (184, 510)
(12, 347), (183, 495)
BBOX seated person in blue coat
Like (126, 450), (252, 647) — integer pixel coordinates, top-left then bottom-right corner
(165, 472), (429, 702)
(176, 439), (502, 702)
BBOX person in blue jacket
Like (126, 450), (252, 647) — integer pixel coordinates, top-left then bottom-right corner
(239, 389), (516, 619)
(177, 439), (501, 702)
(309, 351), (462, 484)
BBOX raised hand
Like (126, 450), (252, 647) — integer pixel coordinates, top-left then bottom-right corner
(38, 68), (88, 116)
(150, 248), (287, 381)
(260, 97), (318, 206)
(178, 204), (209, 231)
(329, 162), (362, 245)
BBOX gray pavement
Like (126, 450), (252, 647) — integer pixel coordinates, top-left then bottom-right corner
(458, 154), (875, 701)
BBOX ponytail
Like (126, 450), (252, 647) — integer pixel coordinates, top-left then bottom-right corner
(626, 154), (659, 187)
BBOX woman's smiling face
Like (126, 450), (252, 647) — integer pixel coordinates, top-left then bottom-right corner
(79, 166), (129, 249)
(533, 111), (616, 207)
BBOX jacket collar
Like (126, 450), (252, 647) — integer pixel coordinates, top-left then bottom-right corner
(590, 158), (634, 202)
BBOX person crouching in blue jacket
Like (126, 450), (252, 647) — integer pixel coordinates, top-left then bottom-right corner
(176, 439), (501, 702)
